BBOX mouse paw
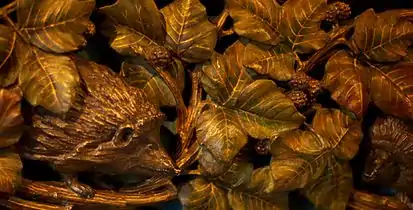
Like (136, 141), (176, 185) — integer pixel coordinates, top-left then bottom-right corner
(68, 182), (95, 199)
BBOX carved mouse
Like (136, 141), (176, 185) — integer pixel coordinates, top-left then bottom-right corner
(363, 116), (413, 200)
(20, 57), (179, 198)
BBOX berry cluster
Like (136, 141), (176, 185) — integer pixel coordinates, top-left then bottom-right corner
(285, 72), (321, 110)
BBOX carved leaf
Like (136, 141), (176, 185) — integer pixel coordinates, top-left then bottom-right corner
(0, 150), (22, 194)
(278, 0), (329, 53)
(370, 63), (413, 120)
(0, 38), (27, 88)
(227, 0), (282, 45)
(243, 43), (296, 81)
(16, 0), (95, 53)
(120, 58), (184, 107)
(100, 0), (165, 57)
(227, 190), (289, 210)
(179, 178), (230, 210)
(18, 47), (80, 114)
(0, 88), (23, 148)
(324, 50), (370, 119)
(351, 9), (413, 62)
(302, 160), (353, 210)
(0, 25), (16, 70)
(197, 80), (305, 175)
(161, 0), (217, 63)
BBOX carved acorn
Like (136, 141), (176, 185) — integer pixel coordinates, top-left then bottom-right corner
(19, 57), (179, 198)
(363, 116), (413, 199)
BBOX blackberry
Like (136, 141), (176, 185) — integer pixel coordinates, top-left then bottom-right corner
(288, 72), (311, 90)
(307, 79), (321, 103)
(147, 46), (172, 69)
(286, 90), (308, 109)
(85, 23), (96, 37)
(324, 2), (351, 23)
(255, 139), (271, 155)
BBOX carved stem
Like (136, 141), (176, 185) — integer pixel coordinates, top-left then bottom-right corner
(17, 179), (177, 207)
(0, 197), (73, 210)
(0, 1), (16, 18)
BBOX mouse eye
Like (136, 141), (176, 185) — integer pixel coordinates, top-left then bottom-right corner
(115, 127), (133, 145)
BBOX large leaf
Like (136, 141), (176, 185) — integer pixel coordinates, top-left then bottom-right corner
(370, 63), (413, 120)
(0, 150), (22, 194)
(227, 0), (282, 45)
(302, 160), (353, 210)
(179, 178), (230, 210)
(258, 108), (361, 192)
(200, 41), (253, 106)
(350, 9), (413, 62)
(100, 0), (165, 57)
(161, 0), (217, 63)
(197, 80), (305, 175)
(120, 58), (184, 107)
(278, 0), (329, 53)
(323, 50), (370, 119)
(227, 189), (289, 210)
(18, 47), (80, 114)
(0, 88), (23, 148)
(0, 25), (16, 70)
(243, 43), (296, 81)
(16, 0), (95, 53)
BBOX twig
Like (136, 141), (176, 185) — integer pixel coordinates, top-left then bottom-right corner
(0, 196), (73, 210)
(0, 1), (17, 18)
(17, 179), (177, 207)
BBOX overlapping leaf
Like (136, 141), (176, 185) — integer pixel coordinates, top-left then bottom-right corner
(227, 0), (282, 45)
(197, 79), (305, 175)
(0, 88), (23, 148)
(248, 108), (361, 197)
(370, 63), (413, 120)
(16, 0), (95, 53)
(0, 38), (28, 88)
(324, 50), (370, 119)
(120, 58), (184, 107)
(278, 0), (329, 53)
(161, 0), (217, 63)
(0, 25), (16, 70)
(0, 150), (22, 194)
(18, 47), (80, 114)
(350, 9), (413, 62)
(100, 0), (165, 57)
(243, 43), (296, 81)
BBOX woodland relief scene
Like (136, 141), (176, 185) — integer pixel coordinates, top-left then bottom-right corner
(1, 0), (413, 209)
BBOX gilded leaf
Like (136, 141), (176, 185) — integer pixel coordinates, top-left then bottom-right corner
(227, 0), (282, 45)
(18, 48), (80, 114)
(324, 50), (370, 119)
(0, 38), (28, 88)
(120, 58), (184, 107)
(265, 108), (360, 191)
(161, 0), (217, 63)
(16, 0), (95, 53)
(218, 161), (253, 188)
(201, 41), (253, 106)
(0, 150), (22, 194)
(227, 190), (289, 210)
(197, 80), (304, 175)
(303, 160), (353, 210)
(179, 178), (230, 210)
(278, 0), (329, 53)
(370, 63), (413, 120)
(0, 25), (16, 70)
(100, 0), (165, 57)
(0, 89), (23, 148)
(243, 43), (296, 81)
(350, 9), (413, 62)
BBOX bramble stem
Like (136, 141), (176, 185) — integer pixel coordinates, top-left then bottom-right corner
(0, 1), (16, 19)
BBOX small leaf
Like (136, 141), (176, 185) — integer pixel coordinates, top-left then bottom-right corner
(350, 9), (413, 62)
(303, 160), (353, 210)
(370, 63), (413, 120)
(0, 25), (16, 70)
(120, 58), (184, 107)
(161, 0), (217, 63)
(0, 88), (23, 148)
(100, 0), (165, 57)
(0, 150), (22, 194)
(201, 41), (253, 106)
(243, 43), (296, 81)
(18, 47), (80, 114)
(323, 50), (370, 119)
(179, 178), (230, 210)
(278, 0), (329, 53)
(17, 0), (95, 53)
(227, 0), (282, 45)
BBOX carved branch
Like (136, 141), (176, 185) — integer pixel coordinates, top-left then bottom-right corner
(0, 1), (16, 19)
(16, 179), (177, 208)
(0, 196), (73, 210)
